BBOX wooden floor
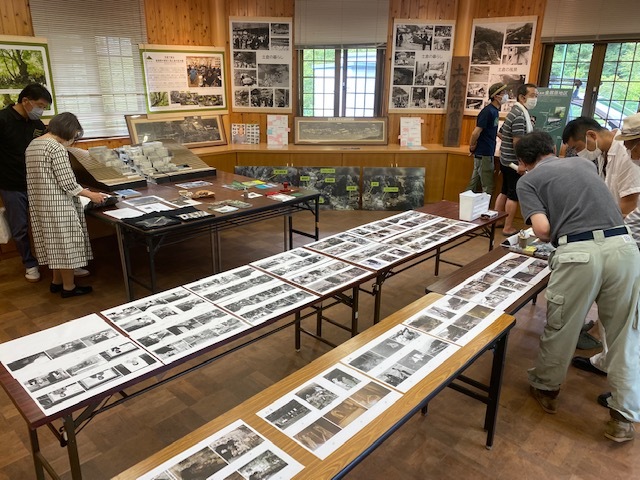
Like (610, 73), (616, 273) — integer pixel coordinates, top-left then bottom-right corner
(0, 209), (638, 480)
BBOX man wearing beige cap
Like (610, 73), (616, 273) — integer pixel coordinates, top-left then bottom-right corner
(466, 82), (509, 195)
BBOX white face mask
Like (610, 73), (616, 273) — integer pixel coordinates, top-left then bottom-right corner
(577, 136), (602, 161)
(500, 93), (509, 105)
(524, 97), (537, 110)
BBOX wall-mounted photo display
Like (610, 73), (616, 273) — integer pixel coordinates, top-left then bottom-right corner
(388, 20), (455, 113)
(230, 17), (293, 113)
(465, 16), (537, 115)
(139, 44), (227, 114)
(0, 35), (56, 115)
(294, 117), (387, 145)
(125, 113), (226, 147)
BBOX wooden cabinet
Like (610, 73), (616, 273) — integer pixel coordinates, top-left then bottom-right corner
(199, 152), (237, 173)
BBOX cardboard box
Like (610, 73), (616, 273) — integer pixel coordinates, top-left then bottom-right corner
(459, 190), (491, 221)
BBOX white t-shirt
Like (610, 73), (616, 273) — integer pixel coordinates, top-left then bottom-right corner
(602, 138), (640, 203)
(625, 206), (640, 248)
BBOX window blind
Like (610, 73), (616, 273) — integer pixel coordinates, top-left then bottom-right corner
(30, 0), (148, 138)
(542, 0), (640, 43)
(294, 0), (389, 49)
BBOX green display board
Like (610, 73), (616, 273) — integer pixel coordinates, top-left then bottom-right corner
(529, 88), (573, 152)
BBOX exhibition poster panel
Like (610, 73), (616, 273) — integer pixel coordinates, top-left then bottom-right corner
(466, 16), (538, 115)
(389, 20), (455, 113)
(139, 44), (227, 114)
(230, 17), (293, 113)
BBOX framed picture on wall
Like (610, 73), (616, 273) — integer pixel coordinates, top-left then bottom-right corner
(139, 44), (227, 114)
(294, 117), (388, 145)
(125, 113), (226, 147)
(388, 20), (456, 113)
(229, 17), (293, 113)
(0, 35), (56, 116)
(465, 16), (538, 115)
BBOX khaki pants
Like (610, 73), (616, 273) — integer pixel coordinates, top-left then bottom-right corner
(528, 230), (640, 422)
(466, 155), (495, 195)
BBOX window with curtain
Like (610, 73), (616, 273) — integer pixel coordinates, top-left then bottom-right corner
(30, 0), (148, 138)
(295, 0), (388, 117)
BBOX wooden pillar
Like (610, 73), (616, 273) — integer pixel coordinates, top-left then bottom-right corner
(210, 0), (228, 47)
(443, 0), (474, 147)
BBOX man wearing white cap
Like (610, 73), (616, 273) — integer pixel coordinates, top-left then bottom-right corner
(617, 113), (640, 247)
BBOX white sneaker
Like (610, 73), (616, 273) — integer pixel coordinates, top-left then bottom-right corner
(73, 267), (90, 277)
(25, 266), (41, 282)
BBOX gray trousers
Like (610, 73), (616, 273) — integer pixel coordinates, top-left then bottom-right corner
(528, 229), (640, 422)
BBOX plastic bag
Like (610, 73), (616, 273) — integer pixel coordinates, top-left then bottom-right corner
(0, 207), (11, 244)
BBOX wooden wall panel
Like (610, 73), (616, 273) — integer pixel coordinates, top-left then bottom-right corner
(145, 0), (212, 45)
(0, 0), (33, 36)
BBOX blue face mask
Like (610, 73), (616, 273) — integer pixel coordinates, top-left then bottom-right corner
(27, 102), (44, 120)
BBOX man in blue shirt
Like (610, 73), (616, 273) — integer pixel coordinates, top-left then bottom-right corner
(466, 82), (508, 195)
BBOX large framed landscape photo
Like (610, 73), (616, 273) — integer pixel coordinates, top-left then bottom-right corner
(0, 35), (56, 115)
(294, 117), (388, 145)
(125, 113), (226, 147)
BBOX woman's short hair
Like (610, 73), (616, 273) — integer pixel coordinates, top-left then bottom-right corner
(47, 112), (83, 142)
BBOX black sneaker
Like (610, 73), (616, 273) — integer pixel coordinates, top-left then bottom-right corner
(61, 285), (93, 298)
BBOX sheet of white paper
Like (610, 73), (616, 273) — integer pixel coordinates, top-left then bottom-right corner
(137, 202), (174, 213)
(137, 420), (304, 480)
(257, 364), (401, 460)
(103, 208), (146, 219)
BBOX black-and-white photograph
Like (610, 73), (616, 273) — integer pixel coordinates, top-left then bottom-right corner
(154, 340), (191, 360)
(265, 399), (311, 430)
(119, 315), (156, 333)
(209, 424), (264, 463)
(233, 51), (256, 69)
(274, 88), (289, 108)
(406, 314), (443, 333)
(467, 304), (494, 319)
(251, 87), (274, 107)
(234, 69), (257, 87)
(138, 330), (174, 347)
(502, 45), (530, 66)
(174, 297), (206, 312)
(78, 367), (121, 390)
(471, 25), (505, 65)
(395, 24), (434, 51)
(349, 350), (385, 372)
(469, 65), (490, 83)
(37, 383), (85, 410)
(104, 305), (142, 322)
(391, 86), (410, 108)
(7, 351), (51, 372)
(45, 341), (86, 360)
(100, 342), (138, 360)
(324, 369), (361, 391)
(25, 369), (71, 393)
(389, 327), (420, 345)
(168, 447), (227, 480)
(293, 417), (341, 451)
(377, 363), (413, 387)
(411, 87), (427, 107)
(394, 51), (415, 66)
(398, 349), (432, 371)
(349, 381), (391, 408)
(434, 25), (453, 37)
(117, 354), (157, 374)
(81, 329), (118, 346)
(295, 383), (339, 410)
(433, 37), (451, 51)
(324, 398), (367, 428)
(234, 89), (250, 107)
(428, 87), (446, 108)
(271, 23), (289, 36)
(393, 67), (414, 85)
(232, 22), (270, 50)
(271, 38), (289, 50)
(505, 22), (534, 45)
(370, 338), (405, 358)
(237, 450), (288, 479)
(66, 355), (107, 376)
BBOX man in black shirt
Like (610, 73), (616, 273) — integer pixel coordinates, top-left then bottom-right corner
(0, 83), (52, 282)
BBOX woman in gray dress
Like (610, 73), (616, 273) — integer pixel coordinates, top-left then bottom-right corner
(26, 112), (108, 297)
